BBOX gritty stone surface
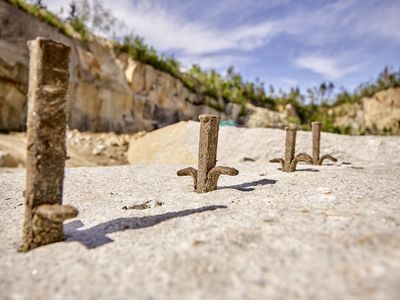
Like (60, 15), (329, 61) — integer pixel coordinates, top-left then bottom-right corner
(128, 121), (400, 166)
(0, 157), (399, 299)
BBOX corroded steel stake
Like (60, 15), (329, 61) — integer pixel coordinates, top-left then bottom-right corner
(311, 122), (337, 165)
(177, 114), (238, 193)
(284, 125), (297, 171)
(270, 125), (312, 172)
(20, 38), (78, 252)
(312, 121), (321, 163)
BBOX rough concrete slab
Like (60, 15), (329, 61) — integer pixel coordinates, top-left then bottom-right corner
(1, 158), (399, 299)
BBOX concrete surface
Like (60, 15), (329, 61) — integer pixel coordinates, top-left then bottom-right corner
(0, 128), (400, 300)
(1, 157), (399, 299)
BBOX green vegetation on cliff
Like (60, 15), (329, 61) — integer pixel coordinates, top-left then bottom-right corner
(334, 67), (400, 106)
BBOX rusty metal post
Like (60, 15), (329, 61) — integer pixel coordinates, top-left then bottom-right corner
(311, 121), (337, 165)
(20, 38), (78, 252)
(312, 121), (321, 164)
(177, 114), (238, 193)
(283, 125), (297, 171)
(270, 125), (313, 172)
(197, 114), (220, 192)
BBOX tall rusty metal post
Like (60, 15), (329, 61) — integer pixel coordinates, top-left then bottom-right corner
(196, 114), (221, 192)
(283, 125), (297, 172)
(312, 121), (321, 164)
(20, 38), (78, 252)
(311, 121), (337, 165)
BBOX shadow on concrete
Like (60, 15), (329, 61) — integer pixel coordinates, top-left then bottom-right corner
(64, 205), (227, 249)
(295, 168), (320, 172)
(276, 167), (319, 172)
(219, 178), (277, 192)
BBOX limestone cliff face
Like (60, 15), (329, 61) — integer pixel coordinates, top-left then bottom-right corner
(0, 1), (218, 132)
(117, 55), (219, 129)
(333, 88), (400, 135)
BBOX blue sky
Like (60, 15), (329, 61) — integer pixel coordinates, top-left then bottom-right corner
(44, 0), (400, 93)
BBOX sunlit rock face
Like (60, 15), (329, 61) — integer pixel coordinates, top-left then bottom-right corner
(333, 88), (400, 135)
(117, 56), (220, 130)
(242, 103), (291, 129)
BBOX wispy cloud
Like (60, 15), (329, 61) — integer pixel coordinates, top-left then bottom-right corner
(280, 0), (400, 45)
(41, 0), (400, 89)
(203, 0), (292, 22)
(295, 53), (361, 80)
(352, 1), (400, 43)
(180, 54), (251, 71)
(110, 0), (279, 56)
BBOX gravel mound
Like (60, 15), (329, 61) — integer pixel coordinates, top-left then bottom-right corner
(128, 121), (400, 165)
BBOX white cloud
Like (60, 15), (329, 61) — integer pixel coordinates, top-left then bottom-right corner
(109, 0), (279, 56)
(353, 1), (400, 43)
(42, 0), (400, 53)
(204, 0), (292, 21)
(180, 54), (251, 71)
(37, 0), (400, 85)
(35, 0), (278, 72)
(295, 54), (361, 79)
(281, 0), (400, 45)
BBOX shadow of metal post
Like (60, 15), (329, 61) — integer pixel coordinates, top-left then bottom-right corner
(64, 205), (227, 249)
